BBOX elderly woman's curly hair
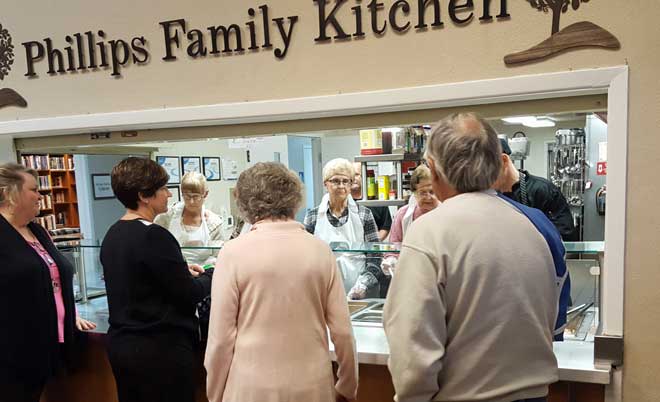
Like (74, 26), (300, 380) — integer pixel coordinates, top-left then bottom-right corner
(235, 162), (304, 224)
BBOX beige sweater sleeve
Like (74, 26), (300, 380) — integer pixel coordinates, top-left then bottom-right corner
(204, 251), (239, 402)
(383, 244), (448, 402)
(324, 251), (359, 400)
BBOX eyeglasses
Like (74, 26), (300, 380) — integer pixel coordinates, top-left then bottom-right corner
(416, 190), (435, 198)
(182, 193), (204, 201)
(327, 178), (352, 187)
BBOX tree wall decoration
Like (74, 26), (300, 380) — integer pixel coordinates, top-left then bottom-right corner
(504, 0), (620, 65)
(527, 0), (591, 36)
(0, 22), (27, 109)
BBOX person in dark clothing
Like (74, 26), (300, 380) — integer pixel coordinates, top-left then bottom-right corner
(0, 163), (96, 402)
(101, 157), (212, 402)
(352, 162), (392, 241)
(494, 139), (580, 241)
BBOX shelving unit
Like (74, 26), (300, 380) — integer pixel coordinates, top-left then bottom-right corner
(21, 153), (80, 229)
(354, 153), (423, 207)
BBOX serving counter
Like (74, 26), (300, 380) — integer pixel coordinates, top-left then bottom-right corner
(44, 242), (609, 402)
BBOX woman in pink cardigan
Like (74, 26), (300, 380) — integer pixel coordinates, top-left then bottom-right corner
(204, 162), (358, 402)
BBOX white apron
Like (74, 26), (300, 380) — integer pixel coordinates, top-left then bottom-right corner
(401, 194), (417, 236)
(314, 194), (365, 293)
(169, 206), (214, 266)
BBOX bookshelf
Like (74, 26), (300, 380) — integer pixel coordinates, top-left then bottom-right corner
(21, 154), (80, 230)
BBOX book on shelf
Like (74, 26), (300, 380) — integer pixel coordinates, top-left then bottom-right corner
(51, 176), (64, 187)
(49, 156), (67, 170)
(22, 155), (49, 170)
(56, 212), (67, 226)
(35, 214), (57, 231)
(21, 154), (75, 171)
(37, 175), (52, 190)
(39, 194), (53, 210)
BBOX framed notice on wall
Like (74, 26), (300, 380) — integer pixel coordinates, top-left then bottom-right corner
(181, 156), (201, 175)
(91, 174), (114, 200)
(167, 185), (180, 209)
(157, 156), (181, 184)
(203, 157), (221, 181)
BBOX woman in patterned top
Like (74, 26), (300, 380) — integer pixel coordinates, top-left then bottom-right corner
(303, 158), (384, 299)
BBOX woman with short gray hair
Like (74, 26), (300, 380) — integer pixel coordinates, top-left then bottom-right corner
(303, 158), (382, 300)
(205, 162), (358, 402)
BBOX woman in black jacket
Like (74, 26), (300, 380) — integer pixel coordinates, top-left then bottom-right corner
(0, 163), (96, 402)
(101, 157), (213, 402)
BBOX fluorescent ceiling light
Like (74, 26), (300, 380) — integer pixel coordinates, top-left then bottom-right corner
(501, 116), (555, 128)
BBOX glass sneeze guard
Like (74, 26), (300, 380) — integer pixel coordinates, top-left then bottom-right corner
(68, 241), (602, 303)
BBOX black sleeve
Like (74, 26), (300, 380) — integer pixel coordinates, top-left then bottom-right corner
(542, 186), (580, 241)
(144, 225), (212, 305)
(369, 207), (392, 231)
(380, 208), (392, 231)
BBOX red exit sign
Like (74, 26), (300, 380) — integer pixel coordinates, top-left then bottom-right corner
(597, 162), (607, 175)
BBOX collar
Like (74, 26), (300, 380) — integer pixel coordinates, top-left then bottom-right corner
(251, 219), (305, 232)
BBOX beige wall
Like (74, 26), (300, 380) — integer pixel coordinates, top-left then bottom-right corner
(1, 1), (660, 401)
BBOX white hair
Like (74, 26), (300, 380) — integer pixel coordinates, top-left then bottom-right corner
(323, 158), (354, 182)
(181, 171), (208, 193)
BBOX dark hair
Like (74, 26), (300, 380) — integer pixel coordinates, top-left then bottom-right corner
(235, 162), (303, 223)
(111, 157), (169, 210)
(499, 138), (512, 155)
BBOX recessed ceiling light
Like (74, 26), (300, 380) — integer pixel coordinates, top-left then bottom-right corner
(501, 116), (555, 128)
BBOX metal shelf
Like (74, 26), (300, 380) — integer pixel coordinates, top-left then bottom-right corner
(357, 199), (407, 207)
(354, 153), (423, 163)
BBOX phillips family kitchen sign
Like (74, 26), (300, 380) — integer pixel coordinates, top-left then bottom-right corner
(0, 0), (619, 108)
(17, 0), (511, 78)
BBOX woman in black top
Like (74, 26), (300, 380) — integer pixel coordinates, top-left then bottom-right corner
(0, 163), (96, 402)
(101, 157), (212, 402)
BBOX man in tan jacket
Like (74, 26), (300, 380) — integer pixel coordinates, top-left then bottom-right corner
(384, 113), (560, 402)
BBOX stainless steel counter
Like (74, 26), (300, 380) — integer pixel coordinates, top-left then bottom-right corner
(78, 298), (611, 385)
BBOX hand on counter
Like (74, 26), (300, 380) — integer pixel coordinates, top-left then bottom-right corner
(347, 283), (367, 300)
(76, 316), (97, 331)
(188, 264), (205, 277)
(380, 256), (397, 276)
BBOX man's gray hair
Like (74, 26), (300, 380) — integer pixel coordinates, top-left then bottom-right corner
(424, 113), (502, 193)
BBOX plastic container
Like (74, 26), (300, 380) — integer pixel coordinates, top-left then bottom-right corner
(360, 129), (383, 155)
(366, 169), (377, 200)
(381, 131), (393, 154)
(378, 175), (390, 200)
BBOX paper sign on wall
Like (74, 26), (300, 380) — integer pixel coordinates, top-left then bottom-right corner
(222, 159), (239, 180)
(598, 142), (607, 162)
(597, 161), (607, 176)
(228, 138), (265, 149)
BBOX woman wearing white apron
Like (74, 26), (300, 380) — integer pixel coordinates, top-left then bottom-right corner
(381, 164), (440, 276)
(155, 172), (225, 266)
(154, 172), (225, 342)
(303, 158), (382, 300)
